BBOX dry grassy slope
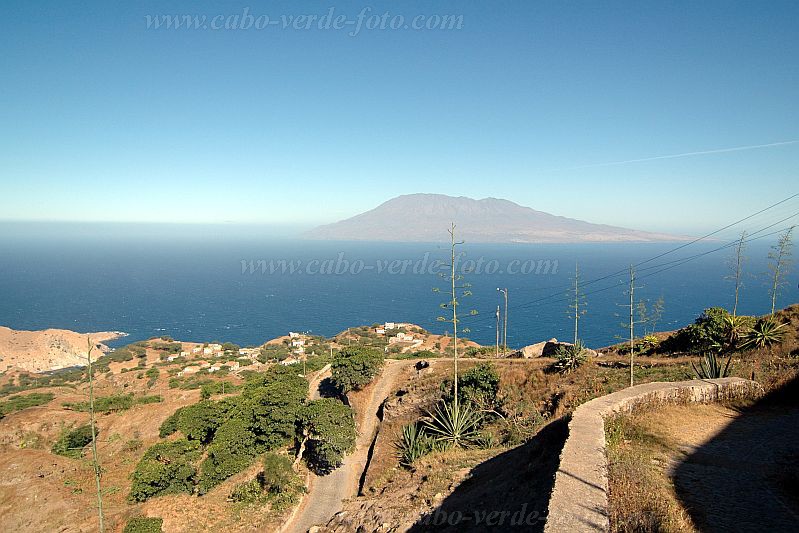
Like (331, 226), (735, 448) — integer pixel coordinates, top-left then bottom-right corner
(0, 326), (122, 373)
(0, 356), (263, 532)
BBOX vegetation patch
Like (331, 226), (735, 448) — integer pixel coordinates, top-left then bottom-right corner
(123, 517), (163, 533)
(63, 393), (162, 413)
(52, 424), (97, 458)
(331, 346), (384, 393)
(0, 392), (54, 416)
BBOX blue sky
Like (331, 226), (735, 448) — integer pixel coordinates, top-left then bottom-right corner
(1, 0), (798, 234)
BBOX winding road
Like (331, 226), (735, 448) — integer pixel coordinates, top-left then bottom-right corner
(284, 360), (408, 533)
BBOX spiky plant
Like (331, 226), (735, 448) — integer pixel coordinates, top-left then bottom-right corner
(692, 351), (733, 379)
(741, 319), (787, 350)
(396, 423), (433, 468)
(721, 314), (753, 350)
(554, 340), (588, 374)
(423, 399), (482, 449)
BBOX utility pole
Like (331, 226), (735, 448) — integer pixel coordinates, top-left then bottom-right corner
(496, 288), (508, 356)
(495, 305), (500, 357)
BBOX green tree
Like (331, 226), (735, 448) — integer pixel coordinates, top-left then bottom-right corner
(297, 398), (356, 474)
(330, 346), (384, 393)
(128, 439), (201, 502)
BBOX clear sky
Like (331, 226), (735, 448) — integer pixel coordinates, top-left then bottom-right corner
(2, 0), (798, 234)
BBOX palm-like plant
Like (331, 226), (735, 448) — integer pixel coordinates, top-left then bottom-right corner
(423, 399), (482, 449)
(741, 319), (787, 350)
(721, 314), (753, 350)
(692, 351), (733, 379)
(396, 423), (434, 468)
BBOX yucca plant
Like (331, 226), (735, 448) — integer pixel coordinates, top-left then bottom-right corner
(423, 399), (482, 449)
(741, 319), (787, 350)
(554, 340), (588, 374)
(396, 423), (434, 468)
(722, 314), (754, 350)
(692, 351), (733, 379)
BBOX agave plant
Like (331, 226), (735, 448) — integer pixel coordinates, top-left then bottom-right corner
(692, 351), (733, 379)
(396, 423), (433, 468)
(722, 314), (754, 350)
(554, 340), (588, 374)
(423, 399), (482, 449)
(741, 319), (787, 350)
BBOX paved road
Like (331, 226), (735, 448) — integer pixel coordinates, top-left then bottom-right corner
(285, 360), (407, 533)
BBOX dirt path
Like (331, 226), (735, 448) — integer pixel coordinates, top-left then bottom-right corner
(285, 360), (409, 533)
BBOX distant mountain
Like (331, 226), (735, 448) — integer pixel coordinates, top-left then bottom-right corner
(304, 194), (687, 243)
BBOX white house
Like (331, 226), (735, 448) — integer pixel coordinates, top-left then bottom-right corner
(208, 343), (223, 351)
(178, 365), (200, 377)
(208, 365), (221, 373)
(389, 332), (414, 344)
(191, 346), (202, 354)
(291, 339), (305, 347)
(374, 328), (386, 335)
(288, 332), (300, 339)
(179, 351), (190, 357)
(384, 322), (396, 330)
(224, 361), (240, 371)
(203, 346), (213, 355)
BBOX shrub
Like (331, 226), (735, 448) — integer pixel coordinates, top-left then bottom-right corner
(230, 478), (264, 503)
(145, 367), (160, 388)
(299, 398), (356, 474)
(331, 346), (384, 393)
(229, 454), (304, 509)
(261, 453), (305, 509)
(554, 341), (588, 373)
(52, 424), (96, 458)
(123, 517), (163, 533)
(128, 439), (201, 502)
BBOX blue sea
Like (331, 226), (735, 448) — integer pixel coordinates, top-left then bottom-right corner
(0, 223), (791, 350)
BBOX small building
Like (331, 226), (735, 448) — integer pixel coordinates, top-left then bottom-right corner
(208, 365), (221, 373)
(288, 332), (300, 339)
(178, 365), (200, 377)
(208, 343), (223, 351)
(374, 328), (386, 335)
(167, 354), (181, 362)
(203, 347), (213, 355)
(384, 322), (396, 330)
(224, 361), (240, 371)
(291, 339), (305, 347)
(280, 357), (299, 366)
(191, 346), (202, 354)
(179, 351), (190, 357)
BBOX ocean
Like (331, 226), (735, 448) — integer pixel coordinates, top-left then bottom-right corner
(0, 226), (790, 350)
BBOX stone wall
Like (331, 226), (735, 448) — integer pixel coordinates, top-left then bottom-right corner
(543, 377), (763, 532)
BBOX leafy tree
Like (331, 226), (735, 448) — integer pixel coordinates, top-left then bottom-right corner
(175, 400), (228, 444)
(330, 346), (384, 393)
(297, 398), (356, 474)
(198, 418), (258, 494)
(128, 439), (201, 502)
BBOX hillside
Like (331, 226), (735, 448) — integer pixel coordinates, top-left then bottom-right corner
(305, 194), (686, 243)
(0, 326), (123, 373)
